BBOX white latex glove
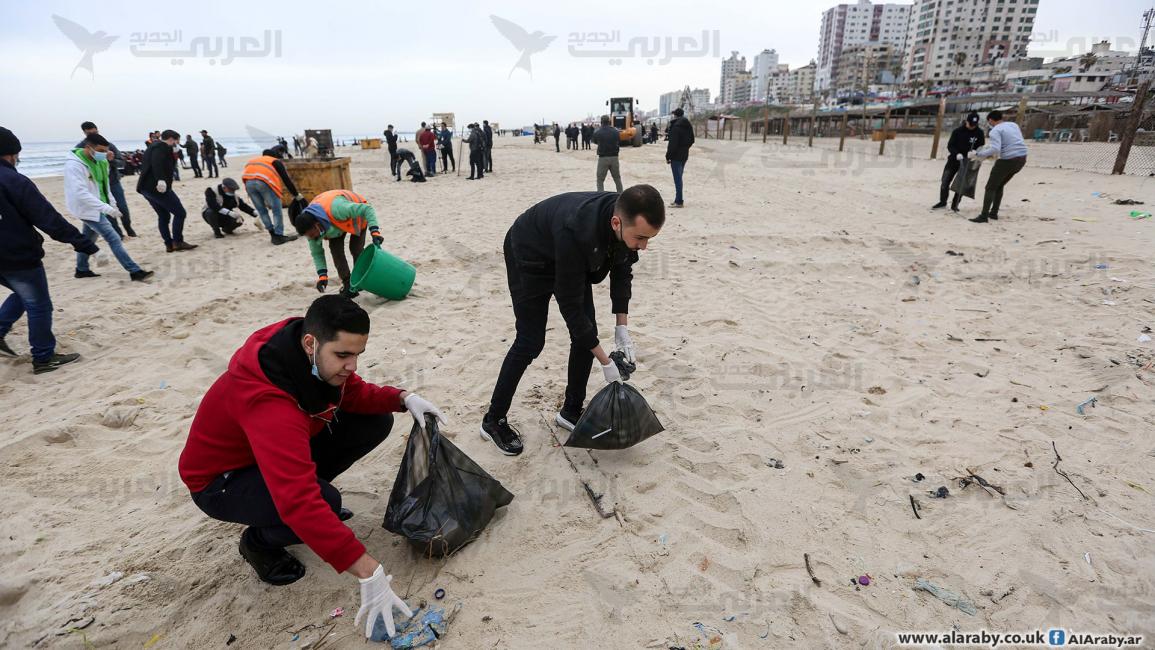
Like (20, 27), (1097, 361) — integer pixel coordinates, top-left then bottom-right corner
(219, 208), (232, 216)
(156, 180), (168, 193)
(105, 205), (123, 219)
(601, 361), (622, 384)
(956, 153), (965, 161)
(403, 393), (446, 429)
(614, 325), (635, 363)
(354, 566), (412, 640)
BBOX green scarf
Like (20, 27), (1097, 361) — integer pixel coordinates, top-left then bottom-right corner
(73, 148), (110, 204)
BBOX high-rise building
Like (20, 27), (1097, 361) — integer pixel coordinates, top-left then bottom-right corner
(690, 87), (712, 110)
(904, 0), (1038, 88)
(720, 51), (747, 104)
(659, 90), (681, 116)
(834, 42), (905, 94)
(816, 0), (912, 96)
(767, 64), (792, 103)
(751, 49), (780, 102)
(788, 61), (818, 103)
(723, 71), (754, 105)
(658, 87), (712, 115)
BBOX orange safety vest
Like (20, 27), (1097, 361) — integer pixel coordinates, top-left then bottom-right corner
(242, 155), (285, 196)
(311, 189), (369, 235)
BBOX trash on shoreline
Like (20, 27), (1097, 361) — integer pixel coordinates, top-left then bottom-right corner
(913, 578), (977, 616)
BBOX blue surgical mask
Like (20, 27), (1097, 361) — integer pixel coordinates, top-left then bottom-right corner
(310, 341), (321, 380)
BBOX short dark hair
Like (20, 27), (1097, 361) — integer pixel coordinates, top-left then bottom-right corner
(81, 121), (97, 131)
(304, 295), (370, 343)
(601, 115), (610, 125)
(292, 210), (317, 236)
(615, 184), (665, 229)
(672, 108), (685, 117)
(161, 129), (180, 140)
(84, 133), (110, 147)
(387, 124), (393, 129)
(987, 110), (1003, 122)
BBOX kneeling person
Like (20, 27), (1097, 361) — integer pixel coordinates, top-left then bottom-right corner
(202, 177), (257, 238)
(292, 190), (382, 298)
(178, 296), (444, 637)
(481, 185), (664, 455)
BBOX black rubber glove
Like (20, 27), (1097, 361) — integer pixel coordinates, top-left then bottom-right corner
(315, 273), (328, 293)
(370, 227), (383, 247)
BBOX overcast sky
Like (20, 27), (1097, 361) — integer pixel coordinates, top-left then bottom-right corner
(2, 0), (1148, 141)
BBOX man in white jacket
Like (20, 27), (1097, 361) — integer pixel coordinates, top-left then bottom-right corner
(64, 134), (153, 281)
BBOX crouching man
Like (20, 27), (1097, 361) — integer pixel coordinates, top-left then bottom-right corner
(178, 295), (445, 639)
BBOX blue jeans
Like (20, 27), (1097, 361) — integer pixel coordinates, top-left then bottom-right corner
(0, 266), (55, 361)
(245, 180), (284, 235)
(109, 177), (132, 229)
(424, 149), (437, 176)
(140, 189), (187, 246)
(670, 160), (686, 205)
(76, 215), (141, 274)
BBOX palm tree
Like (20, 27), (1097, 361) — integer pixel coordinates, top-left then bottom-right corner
(953, 51), (968, 87)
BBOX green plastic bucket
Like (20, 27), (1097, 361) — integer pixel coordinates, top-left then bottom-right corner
(349, 244), (416, 300)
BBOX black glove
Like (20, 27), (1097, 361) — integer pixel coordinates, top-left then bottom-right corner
(79, 242), (100, 256)
(370, 227), (383, 247)
(315, 272), (328, 293)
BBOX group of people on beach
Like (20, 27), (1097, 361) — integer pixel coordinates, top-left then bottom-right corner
(932, 109), (1029, 223)
(383, 120), (496, 182)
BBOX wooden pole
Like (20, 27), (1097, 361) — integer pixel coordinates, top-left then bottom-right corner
(839, 113), (848, 151)
(763, 108), (769, 143)
(743, 118), (748, 142)
(1113, 80), (1152, 175)
(1016, 95), (1028, 125)
(716, 118), (723, 140)
(878, 106), (891, 155)
(783, 117), (789, 145)
(930, 94), (946, 159)
(808, 101), (818, 147)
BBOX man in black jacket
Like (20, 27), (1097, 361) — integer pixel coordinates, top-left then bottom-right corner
(203, 177), (258, 237)
(78, 121), (137, 237)
(0, 127), (99, 374)
(553, 123), (561, 152)
(665, 108), (695, 208)
(933, 112), (986, 212)
(183, 135), (202, 178)
(138, 129), (198, 253)
(201, 130), (219, 178)
(479, 185), (665, 456)
(592, 115), (623, 193)
(483, 120), (494, 173)
(383, 125), (399, 177)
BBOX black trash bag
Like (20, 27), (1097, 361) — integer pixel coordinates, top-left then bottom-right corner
(951, 158), (982, 199)
(563, 382), (664, 450)
(384, 415), (513, 557)
(287, 196), (309, 220)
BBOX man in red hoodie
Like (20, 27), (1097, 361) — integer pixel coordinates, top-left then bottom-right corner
(416, 123), (438, 178)
(179, 295), (445, 639)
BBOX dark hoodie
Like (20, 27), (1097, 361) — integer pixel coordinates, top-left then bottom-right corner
(179, 318), (405, 572)
(665, 116), (695, 162)
(946, 123), (986, 158)
(507, 192), (638, 350)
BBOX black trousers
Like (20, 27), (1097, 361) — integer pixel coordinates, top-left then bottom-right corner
(189, 155), (202, 178)
(388, 150), (399, 176)
(202, 209), (242, 236)
(939, 158), (961, 206)
(328, 231), (366, 288)
(554, 137), (560, 152)
(469, 150), (485, 178)
(204, 155), (219, 178)
(191, 411), (394, 551)
(982, 157), (1026, 217)
(484, 148), (493, 172)
(441, 147), (455, 173)
(488, 231), (595, 420)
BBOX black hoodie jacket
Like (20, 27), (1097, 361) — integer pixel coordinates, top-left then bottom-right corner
(946, 124), (986, 158)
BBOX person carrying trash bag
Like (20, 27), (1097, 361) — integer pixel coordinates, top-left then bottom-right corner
(931, 111), (985, 213)
(178, 295), (446, 641)
(479, 185), (665, 456)
(291, 190), (382, 299)
(562, 352), (664, 450)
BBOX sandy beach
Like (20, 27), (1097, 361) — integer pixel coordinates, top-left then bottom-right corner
(1, 134), (1153, 649)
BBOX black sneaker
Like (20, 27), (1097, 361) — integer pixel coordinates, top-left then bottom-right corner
(950, 204), (960, 213)
(32, 352), (81, 375)
(130, 270), (154, 282)
(338, 507), (354, 522)
(75, 270), (100, 278)
(931, 202), (947, 209)
(556, 408), (583, 432)
(969, 214), (989, 223)
(0, 337), (15, 357)
(480, 414), (524, 456)
(988, 214), (999, 220)
(238, 529), (305, 586)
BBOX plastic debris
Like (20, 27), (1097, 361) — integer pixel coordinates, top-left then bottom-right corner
(864, 436), (874, 443)
(1139, 334), (1152, 344)
(913, 473), (925, 482)
(1129, 210), (1152, 220)
(913, 578), (977, 616)
(659, 533), (669, 545)
(158, 380), (168, 389)
(931, 486), (950, 498)
(766, 458), (785, 469)
(226, 633), (237, 645)
(1094, 263), (1109, 270)
(1114, 198), (1144, 205)
(1075, 397), (1097, 415)
(434, 588), (445, 600)
(858, 575), (872, 586)
(371, 603), (462, 648)
(722, 614), (736, 622)
(330, 607), (344, 619)
(92, 571), (124, 587)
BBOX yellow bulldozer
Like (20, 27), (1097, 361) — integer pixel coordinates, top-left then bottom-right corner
(606, 97), (644, 147)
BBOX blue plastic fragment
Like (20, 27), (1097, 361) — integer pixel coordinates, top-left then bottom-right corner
(1075, 396), (1097, 415)
(369, 605), (450, 648)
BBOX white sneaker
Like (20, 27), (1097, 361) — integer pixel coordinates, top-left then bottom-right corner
(555, 411), (580, 432)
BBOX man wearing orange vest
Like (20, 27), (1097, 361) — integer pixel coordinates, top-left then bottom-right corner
(242, 146), (301, 245)
(291, 190), (381, 298)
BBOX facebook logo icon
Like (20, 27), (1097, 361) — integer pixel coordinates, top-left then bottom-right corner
(1048, 629), (1066, 645)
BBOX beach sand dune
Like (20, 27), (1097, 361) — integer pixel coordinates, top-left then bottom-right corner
(1, 136), (1153, 648)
